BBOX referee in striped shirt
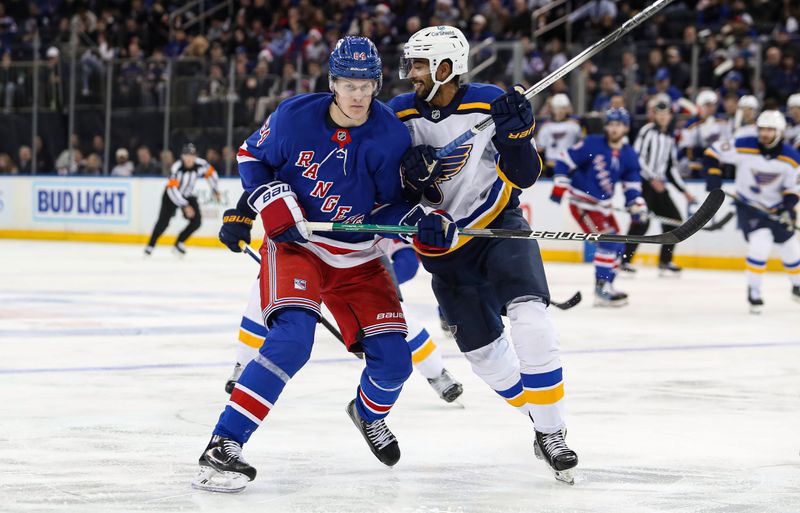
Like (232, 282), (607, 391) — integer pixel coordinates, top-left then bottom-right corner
(622, 96), (696, 275)
(145, 143), (220, 256)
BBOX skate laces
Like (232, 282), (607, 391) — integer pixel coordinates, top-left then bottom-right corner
(540, 431), (569, 457)
(365, 419), (396, 450)
(221, 439), (247, 463)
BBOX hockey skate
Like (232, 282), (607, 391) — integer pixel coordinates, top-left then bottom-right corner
(619, 262), (637, 275)
(143, 245), (154, 257)
(173, 242), (187, 257)
(346, 399), (401, 466)
(224, 363), (243, 394)
(427, 368), (464, 403)
(533, 429), (578, 485)
(191, 435), (256, 493)
(748, 287), (764, 314)
(594, 280), (628, 307)
(658, 262), (682, 277)
(792, 286), (800, 304)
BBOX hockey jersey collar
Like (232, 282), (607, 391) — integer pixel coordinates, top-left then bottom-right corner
(414, 85), (471, 123)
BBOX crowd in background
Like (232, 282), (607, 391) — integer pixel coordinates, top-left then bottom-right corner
(0, 0), (798, 176)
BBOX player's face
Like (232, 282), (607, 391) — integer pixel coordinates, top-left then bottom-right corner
(605, 121), (627, 142)
(405, 58), (434, 98)
(552, 106), (568, 121)
(700, 102), (717, 117)
(757, 127), (779, 147)
(333, 78), (375, 118)
(741, 107), (756, 124)
(789, 106), (800, 121)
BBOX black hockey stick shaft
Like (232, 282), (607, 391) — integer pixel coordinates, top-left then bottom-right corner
(238, 242), (357, 356)
(551, 291), (581, 310)
(306, 189), (725, 245)
(568, 195), (731, 231)
(724, 191), (799, 231)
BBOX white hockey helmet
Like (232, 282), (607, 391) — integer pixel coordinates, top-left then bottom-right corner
(787, 93), (800, 109)
(756, 110), (786, 147)
(695, 89), (718, 107)
(737, 95), (759, 110)
(550, 93), (571, 109)
(400, 26), (469, 102)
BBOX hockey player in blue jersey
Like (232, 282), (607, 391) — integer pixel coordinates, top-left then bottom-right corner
(390, 25), (578, 484)
(551, 108), (647, 307)
(192, 37), (457, 493)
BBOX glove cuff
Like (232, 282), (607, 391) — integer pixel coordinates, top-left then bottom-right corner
(235, 191), (257, 219)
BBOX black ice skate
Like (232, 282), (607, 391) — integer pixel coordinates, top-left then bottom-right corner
(143, 245), (154, 257)
(658, 262), (682, 277)
(191, 435), (256, 493)
(748, 287), (764, 314)
(346, 399), (401, 466)
(792, 285), (800, 304)
(173, 242), (187, 257)
(224, 363), (243, 394)
(427, 368), (464, 403)
(619, 262), (637, 275)
(594, 280), (628, 307)
(533, 429), (578, 485)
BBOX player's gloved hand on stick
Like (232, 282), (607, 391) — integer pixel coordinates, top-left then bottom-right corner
(219, 194), (256, 253)
(401, 145), (444, 198)
(549, 176), (570, 204)
(491, 85), (535, 145)
(399, 205), (459, 253)
(627, 197), (649, 223)
(248, 181), (309, 243)
(773, 195), (799, 227)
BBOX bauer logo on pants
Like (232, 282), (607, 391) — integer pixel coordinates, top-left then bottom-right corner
(293, 278), (307, 290)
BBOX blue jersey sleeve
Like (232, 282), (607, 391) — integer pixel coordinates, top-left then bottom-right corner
(554, 139), (592, 177)
(237, 109), (288, 193)
(621, 146), (643, 204)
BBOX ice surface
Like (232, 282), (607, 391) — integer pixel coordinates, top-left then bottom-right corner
(1, 240), (798, 512)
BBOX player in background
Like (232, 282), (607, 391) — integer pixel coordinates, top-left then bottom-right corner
(551, 108), (646, 307)
(784, 94), (800, 149)
(144, 143), (220, 256)
(678, 90), (730, 178)
(221, 247), (464, 404)
(391, 26), (578, 484)
(535, 93), (584, 173)
(731, 95), (759, 139)
(704, 110), (800, 313)
(193, 37), (456, 493)
(621, 97), (695, 276)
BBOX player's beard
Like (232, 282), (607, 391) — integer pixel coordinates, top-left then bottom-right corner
(413, 77), (434, 100)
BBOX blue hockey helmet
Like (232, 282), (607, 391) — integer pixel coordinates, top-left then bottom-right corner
(604, 107), (631, 126)
(328, 36), (382, 96)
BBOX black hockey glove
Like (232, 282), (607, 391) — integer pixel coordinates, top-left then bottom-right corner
(400, 145), (444, 201)
(219, 192), (256, 252)
(491, 85), (535, 145)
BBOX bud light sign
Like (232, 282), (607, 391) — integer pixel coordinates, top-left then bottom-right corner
(33, 181), (131, 224)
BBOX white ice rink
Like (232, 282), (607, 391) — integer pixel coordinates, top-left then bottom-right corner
(1, 240), (799, 512)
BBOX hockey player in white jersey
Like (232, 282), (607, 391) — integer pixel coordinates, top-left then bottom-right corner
(536, 93), (584, 173)
(389, 26), (578, 484)
(704, 110), (800, 312)
(731, 95), (759, 139)
(679, 90), (731, 176)
(784, 94), (800, 149)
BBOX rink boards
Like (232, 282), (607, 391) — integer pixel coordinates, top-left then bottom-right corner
(0, 175), (786, 271)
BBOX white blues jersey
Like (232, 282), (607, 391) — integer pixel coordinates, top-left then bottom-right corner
(705, 136), (800, 209)
(679, 114), (731, 168)
(536, 116), (583, 167)
(388, 83), (536, 239)
(733, 124), (757, 140)
(786, 116), (800, 149)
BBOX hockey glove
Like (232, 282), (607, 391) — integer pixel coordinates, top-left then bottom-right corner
(248, 181), (309, 243)
(491, 85), (535, 145)
(550, 175), (570, 204)
(219, 193), (256, 253)
(399, 205), (459, 254)
(626, 197), (649, 224)
(401, 145), (444, 200)
(773, 194), (799, 227)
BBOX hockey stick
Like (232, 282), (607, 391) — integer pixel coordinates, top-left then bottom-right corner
(237, 241), (362, 358)
(306, 189), (724, 245)
(436, 0), (675, 158)
(551, 291), (582, 310)
(568, 196), (733, 231)
(724, 191), (800, 231)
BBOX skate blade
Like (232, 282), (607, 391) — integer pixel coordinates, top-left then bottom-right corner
(658, 270), (681, 278)
(440, 385), (464, 404)
(191, 466), (249, 493)
(593, 298), (629, 307)
(749, 305), (763, 315)
(554, 468), (575, 485)
(792, 296), (800, 304)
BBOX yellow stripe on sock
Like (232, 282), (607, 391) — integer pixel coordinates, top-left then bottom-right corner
(785, 267), (800, 275)
(239, 329), (265, 348)
(745, 265), (766, 274)
(505, 393), (527, 408)
(524, 383), (565, 405)
(411, 339), (437, 364)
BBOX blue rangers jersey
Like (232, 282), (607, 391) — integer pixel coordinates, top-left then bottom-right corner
(237, 93), (412, 268)
(553, 134), (643, 209)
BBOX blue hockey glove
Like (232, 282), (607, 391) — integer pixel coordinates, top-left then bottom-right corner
(401, 145), (444, 200)
(399, 206), (459, 254)
(491, 85), (535, 145)
(627, 197), (648, 224)
(219, 192), (256, 252)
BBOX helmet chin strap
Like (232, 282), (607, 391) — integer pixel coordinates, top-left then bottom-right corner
(424, 62), (455, 103)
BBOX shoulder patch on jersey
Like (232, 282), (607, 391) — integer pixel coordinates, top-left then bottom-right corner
(735, 136), (759, 152)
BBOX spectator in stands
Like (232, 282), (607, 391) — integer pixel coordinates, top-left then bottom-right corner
(649, 68), (684, 103)
(42, 46), (63, 110)
(592, 73), (620, 113)
(34, 135), (53, 173)
(765, 52), (800, 103)
(0, 153), (18, 174)
(134, 145), (161, 175)
(719, 70), (749, 97)
(160, 149), (175, 174)
(111, 148), (134, 176)
(644, 48), (664, 85)
(90, 135), (105, 163)
(56, 148), (83, 175)
(506, 0), (532, 40)
(0, 50), (17, 112)
(664, 46), (690, 91)
(205, 147), (223, 174)
(82, 153), (103, 176)
(433, 0), (460, 26)
(480, 0), (510, 37)
(468, 14), (494, 45)
(17, 145), (32, 174)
